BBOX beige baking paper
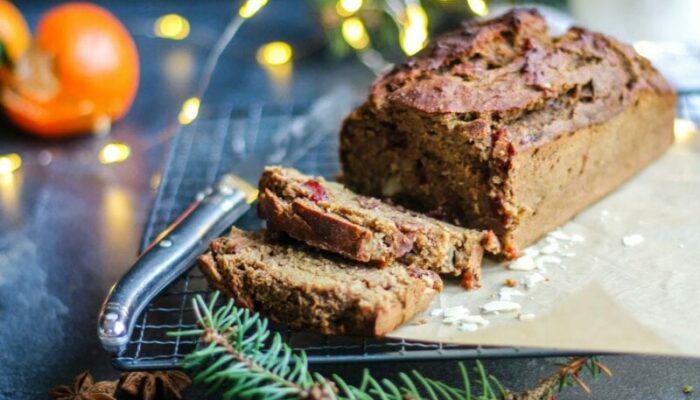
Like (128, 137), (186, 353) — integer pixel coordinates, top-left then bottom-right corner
(387, 128), (700, 356)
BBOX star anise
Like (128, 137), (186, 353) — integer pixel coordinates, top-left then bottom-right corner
(48, 371), (117, 400)
(118, 371), (191, 400)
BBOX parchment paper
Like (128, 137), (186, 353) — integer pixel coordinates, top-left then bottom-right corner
(387, 125), (700, 356)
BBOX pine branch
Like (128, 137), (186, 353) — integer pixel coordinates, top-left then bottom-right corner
(170, 292), (610, 400)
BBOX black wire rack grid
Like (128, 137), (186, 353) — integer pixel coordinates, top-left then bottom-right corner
(111, 90), (700, 371)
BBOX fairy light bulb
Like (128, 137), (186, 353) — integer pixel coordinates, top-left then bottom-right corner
(239, 0), (268, 19)
(467, 0), (489, 16)
(99, 143), (131, 164)
(0, 153), (21, 175)
(336, 0), (362, 17)
(256, 41), (293, 66)
(154, 14), (190, 40)
(178, 97), (201, 125)
(342, 17), (370, 50)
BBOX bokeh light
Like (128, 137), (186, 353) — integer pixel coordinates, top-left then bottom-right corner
(154, 14), (190, 40)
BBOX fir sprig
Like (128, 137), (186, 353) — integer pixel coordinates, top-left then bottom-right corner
(170, 292), (610, 400)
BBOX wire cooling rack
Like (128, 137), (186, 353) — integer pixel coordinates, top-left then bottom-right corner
(111, 90), (700, 371)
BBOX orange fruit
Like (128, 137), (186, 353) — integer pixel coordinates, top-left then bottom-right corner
(1, 2), (140, 138)
(0, 0), (30, 63)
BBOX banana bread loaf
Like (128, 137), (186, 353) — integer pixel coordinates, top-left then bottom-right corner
(340, 9), (676, 258)
(198, 228), (442, 336)
(258, 166), (499, 288)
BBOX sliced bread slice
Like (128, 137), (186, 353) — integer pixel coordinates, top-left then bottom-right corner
(199, 228), (442, 337)
(257, 166), (500, 288)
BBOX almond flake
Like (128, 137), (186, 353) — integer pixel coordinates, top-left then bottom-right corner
(540, 242), (560, 254)
(459, 323), (479, 332)
(508, 255), (536, 271)
(622, 234), (644, 247)
(522, 272), (546, 289)
(518, 313), (536, 321)
(481, 301), (521, 314)
(535, 255), (561, 270)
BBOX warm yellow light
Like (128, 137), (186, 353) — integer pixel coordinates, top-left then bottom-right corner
(99, 143), (131, 165)
(336, 0), (362, 17)
(154, 14), (190, 40)
(674, 118), (697, 143)
(0, 153), (21, 175)
(256, 41), (293, 66)
(342, 17), (370, 50)
(400, 25), (428, 55)
(467, 0), (489, 16)
(404, 4), (428, 27)
(239, 0), (268, 19)
(178, 97), (201, 125)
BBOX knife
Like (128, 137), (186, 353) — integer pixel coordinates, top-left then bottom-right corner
(97, 175), (257, 352)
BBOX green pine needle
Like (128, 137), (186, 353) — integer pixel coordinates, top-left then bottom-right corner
(169, 292), (610, 400)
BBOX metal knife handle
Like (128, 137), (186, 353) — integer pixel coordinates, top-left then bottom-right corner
(97, 175), (255, 352)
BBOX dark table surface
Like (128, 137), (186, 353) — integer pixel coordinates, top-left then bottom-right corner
(0, 1), (698, 399)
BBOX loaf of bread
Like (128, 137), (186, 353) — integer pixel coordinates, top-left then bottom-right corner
(340, 9), (676, 258)
(198, 228), (442, 336)
(258, 166), (499, 288)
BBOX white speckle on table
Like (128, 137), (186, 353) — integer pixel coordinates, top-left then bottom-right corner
(522, 272), (546, 289)
(679, 243), (685, 248)
(508, 255), (536, 271)
(561, 252), (576, 258)
(459, 322), (479, 332)
(518, 313), (536, 321)
(498, 287), (525, 301)
(622, 234), (645, 247)
(481, 301), (521, 314)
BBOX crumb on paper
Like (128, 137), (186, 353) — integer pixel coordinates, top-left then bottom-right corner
(498, 287), (525, 301)
(505, 278), (518, 287)
(536, 255), (561, 270)
(622, 234), (645, 247)
(540, 242), (560, 254)
(413, 318), (427, 325)
(459, 322), (479, 332)
(508, 255), (536, 271)
(682, 385), (693, 394)
(429, 308), (444, 317)
(523, 272), (546, 289)
(442, 305), (469, 318)
(481, 300), (521, 314)
(522, 247), (540, 258)
(518, 313), (536, 321)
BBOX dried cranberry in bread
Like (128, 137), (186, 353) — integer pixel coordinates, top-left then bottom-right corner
(198, 228), (442, 337)
(257, 166), (499, 289)
(339, 9), (676, 258)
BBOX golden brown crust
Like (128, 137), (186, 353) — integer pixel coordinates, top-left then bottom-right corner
(198, 229), (442, 337)
(340, 9), (676, 257)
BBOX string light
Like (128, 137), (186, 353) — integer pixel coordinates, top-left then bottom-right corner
(256, 41), (293, 66)
(99, 143), (131, 165)
(342, 17), (370, 50)
(467, 0), (489, 17)
(154, 14), (190, 40)
(674, 118), (697, 143)
(0, 153), (21, 175)
(399, 4), (429, 56)
(239, 0), (268, 19)
(178, 97), (201, 125)
(336, 0), (362, 17)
